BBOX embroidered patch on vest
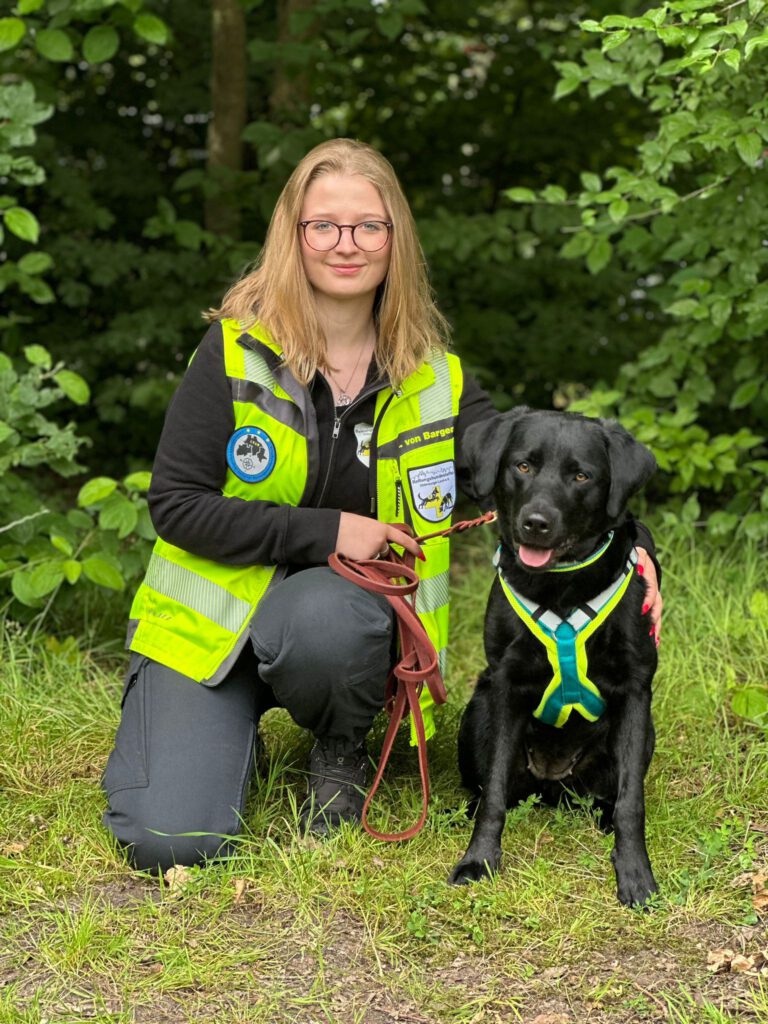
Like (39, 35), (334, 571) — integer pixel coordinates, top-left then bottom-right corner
(226, 426), (276, 483)
(354, 423), (373, 467)
(408, 460), (455, 522)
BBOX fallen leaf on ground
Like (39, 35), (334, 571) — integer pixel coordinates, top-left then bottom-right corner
(731, 954), (755, 973)
(530, 1014), (570, 1024)
(707, 948), (736, 973)
(751, 873), (768, 914)
(1, 842), (28, 855)
(233, 878), (247, 903)
(164, 865), (192, 891)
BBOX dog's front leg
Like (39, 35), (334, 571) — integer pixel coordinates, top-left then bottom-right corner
(448, 707), (527, 885)
(609, 690), (658, 908)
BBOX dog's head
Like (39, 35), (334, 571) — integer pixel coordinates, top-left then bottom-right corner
(462, 407), (656, 571)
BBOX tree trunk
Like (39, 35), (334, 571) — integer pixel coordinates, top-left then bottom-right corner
(270, 0), (314, 123)
(206, 0), (247, 237)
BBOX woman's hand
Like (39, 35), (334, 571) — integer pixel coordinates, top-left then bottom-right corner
(336, 512), (425, 561)
(636, 547), (662, 647)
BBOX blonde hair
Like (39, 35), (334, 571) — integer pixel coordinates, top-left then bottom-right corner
(205, 138), (450, 386)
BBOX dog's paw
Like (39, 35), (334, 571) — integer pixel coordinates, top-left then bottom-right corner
(448, 849), (501, 886)
(615, 865), (659, 909)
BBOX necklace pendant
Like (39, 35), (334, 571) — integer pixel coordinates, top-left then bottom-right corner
(337, 392), (351, 406)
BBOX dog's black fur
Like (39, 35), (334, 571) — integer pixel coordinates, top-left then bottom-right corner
(449, 407), (659, 907)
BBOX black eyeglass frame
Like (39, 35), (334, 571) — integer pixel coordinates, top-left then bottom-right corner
(298, 219), (393, 252)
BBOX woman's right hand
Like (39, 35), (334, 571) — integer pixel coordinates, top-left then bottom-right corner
(336, 512), (425, 561)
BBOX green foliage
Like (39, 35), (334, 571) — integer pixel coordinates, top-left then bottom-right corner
(507, 2), (768, 537)
(0, 346), (154, 620)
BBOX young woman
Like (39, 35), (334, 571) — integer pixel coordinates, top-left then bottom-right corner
(102, 139), (662, 872)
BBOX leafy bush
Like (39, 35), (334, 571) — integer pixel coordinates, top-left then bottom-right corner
(505, 1), (768, 539)
(0, 345), (154, 623)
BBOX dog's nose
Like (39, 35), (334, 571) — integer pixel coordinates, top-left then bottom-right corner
(522, 513), (551, 537)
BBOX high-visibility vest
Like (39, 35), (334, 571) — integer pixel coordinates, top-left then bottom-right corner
(497, 548), (638, 728)
(127, 318), (463, 743)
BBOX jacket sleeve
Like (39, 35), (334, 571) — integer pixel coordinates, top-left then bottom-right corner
(148, 322), (341, 566)
(454, 369), (498, 505)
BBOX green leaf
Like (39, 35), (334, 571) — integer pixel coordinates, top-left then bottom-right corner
(745, 30), (768, 61)
(665, 299), (699, 317)
(82, 25), (119, 63)
(82, 555), (125, 591)
(0, 17), (26, 52)
(11, 569), (42, 607)
(54, 369), (90, 405)
(133, 13), (169, 45)
(29, 561), (65, 597)
(730, 379), (760, 410)
(50, 533), (73, 556)
(608, 198), (629, 223)
(722, 48), (740, 71)
(62, 559), (82, 584)
(505, 188), (536, 203)
(603, 30), (630, 52)
(35, 28), (74, 62)
(23, 344), (51, 368)
(17, 251), (53, 275)
(4, 207), (40, 243)
(77, 476), (118, 507)
(554, 77), (581, 100)
(98, 493), (138, 538)
(731, 687), (768, 724)
(123, 470), (152, 492)
(541, 185), (567, 203)
(735, 133), (762, 166)
(580, 172), (602, 193)
(0, 419), (15, 444)
(18, 0), (44, 12)
(586, 236), (612, 274)
(560, 231), (594, 259)
(378, 10), (404, 40)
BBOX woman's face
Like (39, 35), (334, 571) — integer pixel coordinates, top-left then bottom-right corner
(299, 173), (391, 305)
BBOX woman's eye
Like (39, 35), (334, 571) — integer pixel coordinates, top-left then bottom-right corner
(517, 462), (530, 473)
(311, 222), (333, 232)
(361, 222), (383, 232)
(575, 472), (589, 482)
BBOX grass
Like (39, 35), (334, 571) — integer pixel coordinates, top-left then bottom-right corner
(1, 530), (767, 1023)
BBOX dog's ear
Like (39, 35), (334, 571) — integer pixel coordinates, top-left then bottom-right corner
(601, 419), (657, 519)
(461, 406), (531, 502)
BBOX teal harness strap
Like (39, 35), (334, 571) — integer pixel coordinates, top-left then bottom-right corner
(498, 548), (638, 728)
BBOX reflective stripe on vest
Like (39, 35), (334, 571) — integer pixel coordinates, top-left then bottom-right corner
(497, 549), (638, 728)
(128, 318), (462, 744)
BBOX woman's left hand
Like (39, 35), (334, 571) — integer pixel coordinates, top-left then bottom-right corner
(636, 547), (662, 647)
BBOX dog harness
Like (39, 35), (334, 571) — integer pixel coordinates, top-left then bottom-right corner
(495, 541), (638, 728)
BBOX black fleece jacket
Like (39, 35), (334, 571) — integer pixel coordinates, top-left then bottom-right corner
(148, 322), (658, 572)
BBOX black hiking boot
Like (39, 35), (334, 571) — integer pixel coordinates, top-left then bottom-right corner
(300, 739), (368, 836)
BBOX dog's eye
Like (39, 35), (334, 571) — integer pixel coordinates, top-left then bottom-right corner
(517, 462), (530, 474)
(575, 471), (590, 482)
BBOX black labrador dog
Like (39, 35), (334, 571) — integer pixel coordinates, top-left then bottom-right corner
(449, 407), (659, 908)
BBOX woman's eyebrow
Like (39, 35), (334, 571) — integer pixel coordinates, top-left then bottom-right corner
(304, 212), (388, 219)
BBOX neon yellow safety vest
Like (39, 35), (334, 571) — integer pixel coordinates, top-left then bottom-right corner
(127, 318), (463, 744)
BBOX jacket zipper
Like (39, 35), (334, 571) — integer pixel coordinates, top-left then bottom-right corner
(315, 377), (382, 509)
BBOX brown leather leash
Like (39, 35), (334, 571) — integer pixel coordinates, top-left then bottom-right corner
(328, 509), (497, 841)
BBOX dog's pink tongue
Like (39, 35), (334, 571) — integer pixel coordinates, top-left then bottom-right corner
(518, 545), (554, 568)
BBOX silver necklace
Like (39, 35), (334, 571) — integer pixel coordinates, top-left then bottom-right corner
(325, 337), (373, 406)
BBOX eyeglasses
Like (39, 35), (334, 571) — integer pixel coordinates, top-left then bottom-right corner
(298, 219), (393, 253)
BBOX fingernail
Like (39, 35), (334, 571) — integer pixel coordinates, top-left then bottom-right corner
(642, 603), (650, 614)
(418, 550), (426, 561)
(655, 636), (660, 648)
(636, 563), (645, 575)
(649, 627), (655, 637)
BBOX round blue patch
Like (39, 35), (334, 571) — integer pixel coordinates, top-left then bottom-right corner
(226, 426), (276, 483)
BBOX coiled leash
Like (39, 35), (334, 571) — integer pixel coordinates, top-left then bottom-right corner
(328, 510), (497, 841)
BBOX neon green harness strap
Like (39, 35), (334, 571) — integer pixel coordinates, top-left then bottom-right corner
(498, 549), (638, 728)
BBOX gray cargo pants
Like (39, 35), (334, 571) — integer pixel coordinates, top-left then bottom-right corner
(101, 567), (395, 872)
